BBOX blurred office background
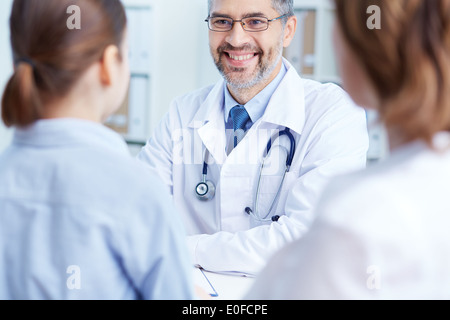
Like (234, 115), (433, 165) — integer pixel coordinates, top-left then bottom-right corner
(0, 0), (389, 162)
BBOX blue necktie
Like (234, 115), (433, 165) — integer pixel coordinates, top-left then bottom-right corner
(230, 105), (250, 147)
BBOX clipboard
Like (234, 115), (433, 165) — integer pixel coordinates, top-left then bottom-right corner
(193, 267), (219, 298)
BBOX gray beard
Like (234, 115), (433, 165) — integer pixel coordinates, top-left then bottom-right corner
(215, 42), (283, 90)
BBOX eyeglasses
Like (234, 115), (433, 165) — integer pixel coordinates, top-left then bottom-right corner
(205, 14), (290, 32)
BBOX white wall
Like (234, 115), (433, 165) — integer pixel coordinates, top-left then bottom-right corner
(146, 0), (220, 134)
(0, 0), (13, 152)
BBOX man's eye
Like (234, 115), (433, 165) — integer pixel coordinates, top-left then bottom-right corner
(213, 19), (232, 26)
(246, 18), (266, 26)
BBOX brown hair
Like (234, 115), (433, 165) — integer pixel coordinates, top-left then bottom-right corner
(1, 0), (127, 127)
(334, 0), (450, 146)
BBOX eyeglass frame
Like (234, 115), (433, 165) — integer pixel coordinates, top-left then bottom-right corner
(205, 13), (291, 32)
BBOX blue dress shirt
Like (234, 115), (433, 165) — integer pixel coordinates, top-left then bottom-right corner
(0, 119), (194, 300)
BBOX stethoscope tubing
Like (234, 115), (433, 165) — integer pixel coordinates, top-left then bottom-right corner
(196, 128), (296, 222)
(265, 128), (296, 169)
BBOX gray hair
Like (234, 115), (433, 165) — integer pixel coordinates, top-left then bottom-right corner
(208, 0), (294, 24)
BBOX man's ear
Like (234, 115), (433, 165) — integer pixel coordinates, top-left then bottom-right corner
(99, 45), (120, 86)
(283, 15), (297, 48)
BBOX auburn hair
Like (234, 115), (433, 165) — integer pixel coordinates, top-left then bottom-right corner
(334, 0), (450, 146)
(1, 0), (127, 127)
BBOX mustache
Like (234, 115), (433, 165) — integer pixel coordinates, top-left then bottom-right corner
(217, 43), (263, 55)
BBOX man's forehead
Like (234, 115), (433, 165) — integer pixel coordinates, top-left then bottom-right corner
(209, 0), (275, 15)
(209, 11), (268, 18)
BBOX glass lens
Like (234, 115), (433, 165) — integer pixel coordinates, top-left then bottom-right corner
(209, 17), (233, 31)
(242, 17), (269, 31)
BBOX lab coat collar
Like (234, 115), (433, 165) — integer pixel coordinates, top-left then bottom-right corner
(189, 82), (228, 164)
(188, 58), (306, 163)
(188, 79), (225, 130)
(387, 131), (450, 163)
(258, 58), (305, 135)
(189, 58), (305, 135)
(13, 118), (130, 156)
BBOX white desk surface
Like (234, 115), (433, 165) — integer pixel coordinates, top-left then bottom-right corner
(194, 267), (255, 300)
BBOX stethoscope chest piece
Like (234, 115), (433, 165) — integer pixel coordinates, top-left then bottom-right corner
(196, 150), (216, 201)
(196, 180), (216, 201)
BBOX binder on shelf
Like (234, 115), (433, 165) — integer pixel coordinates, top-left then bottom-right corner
(127, 75), (149, 141)
(126, 7), (153, 74)
(283, 10), (316, 76)
(105, 88), (130, 135)
(106, 4), (154, 143)
(105, 75), (150, 143)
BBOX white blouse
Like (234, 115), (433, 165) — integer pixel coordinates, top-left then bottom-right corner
(247, 132), (450, 300)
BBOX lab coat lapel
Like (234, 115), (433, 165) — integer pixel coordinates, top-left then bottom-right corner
(187, 60), (306, 166)
(259, 59), (306, 135)
(226, 60), (306, 166)
(189, 81), (228, 165)
(225, 60), (307, 167)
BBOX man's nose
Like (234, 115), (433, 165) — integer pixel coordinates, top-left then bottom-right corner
(225, 22), (252, 48)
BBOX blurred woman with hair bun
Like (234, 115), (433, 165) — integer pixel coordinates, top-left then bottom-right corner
(247, 0), (450, 300)
(0, 0), (193, 300)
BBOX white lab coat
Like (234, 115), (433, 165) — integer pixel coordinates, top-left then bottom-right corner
(246, 132), (450, 299)
(138, 59), (369, 275)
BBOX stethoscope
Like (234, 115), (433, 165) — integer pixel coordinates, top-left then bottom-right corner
(195, 128), (296, 223)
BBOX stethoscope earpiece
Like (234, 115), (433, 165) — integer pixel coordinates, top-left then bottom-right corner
(245, 207), (281, 223)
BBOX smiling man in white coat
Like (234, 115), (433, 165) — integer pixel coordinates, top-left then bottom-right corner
(138, 0), (369, 275)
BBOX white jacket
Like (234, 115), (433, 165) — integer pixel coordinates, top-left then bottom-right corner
(247, 133), (450, 299)
(138, 59), (369, 275)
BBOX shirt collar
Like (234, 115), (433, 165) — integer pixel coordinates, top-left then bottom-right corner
(13, 118), (130, 156)
(223, 61), (288, 123)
